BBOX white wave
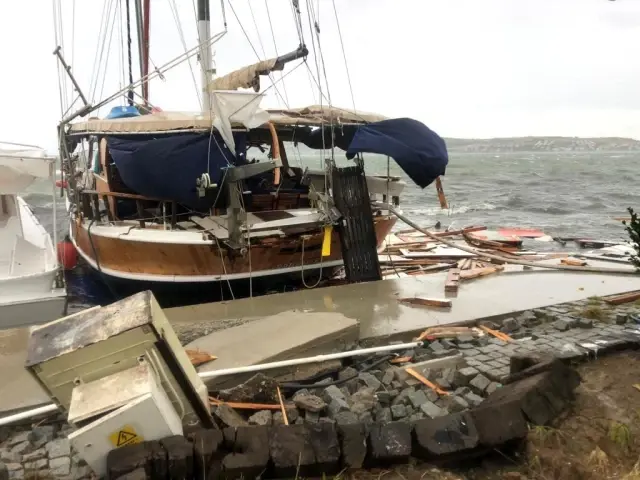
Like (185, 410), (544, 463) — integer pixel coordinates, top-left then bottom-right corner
(406, 202), (497, 216)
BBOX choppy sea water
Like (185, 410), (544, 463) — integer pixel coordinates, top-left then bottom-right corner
(23, 151), (640, 310)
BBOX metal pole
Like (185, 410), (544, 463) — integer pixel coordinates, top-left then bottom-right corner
(197, 0), (214, 111)
(134, 0), (145, 95)
(198, 341), (424, 379)
(53, 47), (89, 108)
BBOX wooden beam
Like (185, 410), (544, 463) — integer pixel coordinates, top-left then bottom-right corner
(398, 297), (452, 308)
(444, 268), (460, 293)
(91, 194), (100, 221)
(604, 291), (640, 306)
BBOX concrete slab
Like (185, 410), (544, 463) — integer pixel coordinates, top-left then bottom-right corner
(167, 267), (640, 343)
(0, 327), (51, 414)
(187, 311), (359, 389)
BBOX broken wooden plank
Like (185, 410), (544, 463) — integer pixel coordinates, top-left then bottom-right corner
(209, 397), (295, 410)
(560, 258), (587, 267)
(398, 297), (452, 308)
(604, 291), (640, 306)
(405, 367), (449, 396)
(276, 386), (289, 425)
(459, 266), (503, 281)
(445, 268), (460, 293)
(186, 349), (217, 367)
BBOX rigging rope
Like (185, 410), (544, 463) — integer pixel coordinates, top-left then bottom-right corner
(169, 0), (202, 108)
(226, 0), (289, 108)
(125, 0), (134, 106)
(331, 0), (356, 113)
(265, 0), (290, 105)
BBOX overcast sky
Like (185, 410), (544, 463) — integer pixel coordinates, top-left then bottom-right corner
(2, 0), (639, 150)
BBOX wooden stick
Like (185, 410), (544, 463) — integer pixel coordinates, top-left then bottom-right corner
(276, 386), (289, 425)
(435, 177), (448, 209)
(208, 397), (292, 410)
(390, 356), (413, 364)
(479, 325), (512, 343)
(405, 367), (449, 396)
(399, 297), (452, 308)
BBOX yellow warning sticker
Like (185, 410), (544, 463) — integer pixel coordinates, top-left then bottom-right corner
(109, 425), (143, 448)
(321, 225), (333, 257)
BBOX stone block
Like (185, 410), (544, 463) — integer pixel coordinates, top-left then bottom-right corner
(106, 442), (153, 479)
(390, 404), (408, 420)
(420, 401), (447, 419)
(351, 388), (377, 415)
(113, 468), (148, 480)
(470, 397), (528, 447)
(49, 456), (71, 477)
(248, 410), (273, 426)
(188, 428), (224, 480)
(366, 422), (412, 467)
(375, 407), (392, 423)
(159, 435), (193, 480)
(268, 424), (315, 478)
(500, 318), (519, 334)
(214, 405), (248, 428)
(412, 412), (479, 460)
(307, 423), (341, 475)
(358, 372), (382, 391)
(453, 367), (479, 387)
(218, 373), (279, 403)
(222, 426), (270, 479)
(337, 422), (367, 469)
(294, 394), (327, 413)
(469, 374), (491, 395)
(333, 411), (359, 426)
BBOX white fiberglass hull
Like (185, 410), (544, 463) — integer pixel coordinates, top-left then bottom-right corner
(0, 289), (67, 329)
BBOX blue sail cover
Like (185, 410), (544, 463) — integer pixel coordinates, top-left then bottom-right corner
(345, 118), (448, 189)
(106, 133), (245, 210)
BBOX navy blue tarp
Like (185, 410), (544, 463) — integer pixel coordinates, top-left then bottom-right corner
(107, 132), (245, 210)
(345, 118), (448, 189)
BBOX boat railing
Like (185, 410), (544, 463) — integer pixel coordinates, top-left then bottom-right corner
(79, 189), (177, 229)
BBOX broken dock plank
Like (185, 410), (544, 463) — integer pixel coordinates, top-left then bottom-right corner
(459, 266), (504, 281)
(560, 257), (588, 267)
(604, 291), (640, 306)
(445, 268), (461, 293)
(398, 297), (452, 308)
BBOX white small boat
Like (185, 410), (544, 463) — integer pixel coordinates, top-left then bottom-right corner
(0, 142), (67, 328)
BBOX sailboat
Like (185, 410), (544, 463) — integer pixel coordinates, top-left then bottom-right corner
(54, 1), (448, 297)
(0, 142), (67, 327)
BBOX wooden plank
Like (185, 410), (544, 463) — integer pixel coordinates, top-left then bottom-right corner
(604, 291), (640, 306)
(398, 297), (452, 308)
(560, 258), (587, 267)
(190, 216), (230, 240)
(459, 266), (503, 281)
(445, 268), (460, 293)
(81, 189), (165, 202)
(405, 367), (449, 396)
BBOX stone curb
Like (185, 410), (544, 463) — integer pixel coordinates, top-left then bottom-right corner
(106, 358), (580, 479)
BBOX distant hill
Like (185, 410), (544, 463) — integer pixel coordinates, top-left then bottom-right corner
(443, 136), (640, 153)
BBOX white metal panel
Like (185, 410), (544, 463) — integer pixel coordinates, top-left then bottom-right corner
(69, 388), (182, 478)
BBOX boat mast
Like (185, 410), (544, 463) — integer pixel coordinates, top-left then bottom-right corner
(197, 0), (215, 110)
(142, 0), (150, 103)
(134, 0), (145, 95)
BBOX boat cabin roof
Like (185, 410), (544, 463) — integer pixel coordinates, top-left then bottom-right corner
(66, 105), (387, 136)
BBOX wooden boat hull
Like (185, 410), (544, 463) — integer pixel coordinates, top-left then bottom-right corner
(70, 215), (397, 284)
